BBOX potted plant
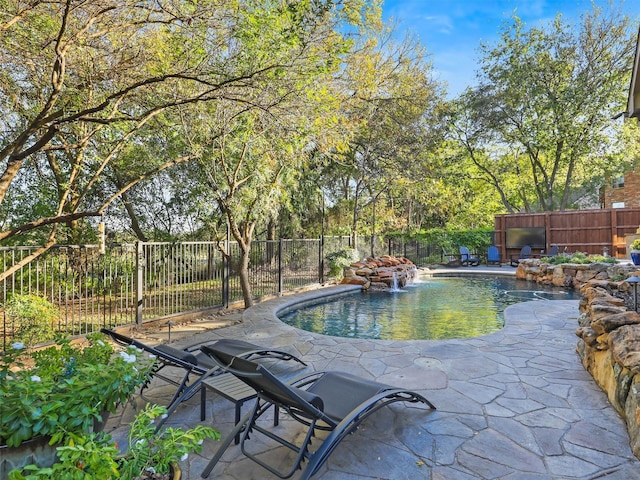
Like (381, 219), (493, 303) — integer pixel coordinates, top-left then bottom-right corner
(0, 334), (156, 476)
(8, 404), (220, 480)
(631, 239), (640, 266)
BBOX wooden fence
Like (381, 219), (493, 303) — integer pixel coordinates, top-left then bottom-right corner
(494, 208), (640, 260)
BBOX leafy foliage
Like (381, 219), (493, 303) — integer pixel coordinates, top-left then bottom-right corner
(448, 5), (638, 213)
(0, 334), (155, 448)
(4, 295), (59, 347)
(9, 404), (220, 479)
(325, 248), (359, 278)
(544, 252), (617, 265)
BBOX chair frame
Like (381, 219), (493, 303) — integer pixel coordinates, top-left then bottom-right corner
(510, 245), (532, 267)
(486, 245), (502, 266)
(541, 244), (559, 258)
(459, 246), (480, 266)
(441, 247), (462, 267)
(199, 345), (435, 480)
(100, 328), (306, 421)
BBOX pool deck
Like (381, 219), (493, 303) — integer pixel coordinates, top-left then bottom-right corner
(106, 266), (640, 479)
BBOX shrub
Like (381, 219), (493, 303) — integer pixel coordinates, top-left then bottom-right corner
(325, 248), (359, 279)
(0, 335), (155, 448)
(9, 404), (220, 480)
(4, 294), (59, 347)
(545, 252), (617, 265)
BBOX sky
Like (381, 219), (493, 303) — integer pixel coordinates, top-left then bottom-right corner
(381, 0), (640, 98)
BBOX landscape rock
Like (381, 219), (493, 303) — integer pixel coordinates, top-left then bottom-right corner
(341, 256), (416, 290)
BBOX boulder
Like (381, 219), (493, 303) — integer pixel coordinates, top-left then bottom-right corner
(592, 312), (640, 335)
(609, 325), (640, 373)
(576, 326), (599, 347)
(340, 275), (369, 286)
(590, 304), (629, 323)
(345, 256), (415, 291)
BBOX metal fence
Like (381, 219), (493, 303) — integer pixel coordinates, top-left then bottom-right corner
(1, 236), (438, 349)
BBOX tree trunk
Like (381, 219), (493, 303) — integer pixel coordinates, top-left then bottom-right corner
(236, 250), (254, 308)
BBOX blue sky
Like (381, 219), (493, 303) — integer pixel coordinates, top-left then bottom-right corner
(381, 0), (640, 98)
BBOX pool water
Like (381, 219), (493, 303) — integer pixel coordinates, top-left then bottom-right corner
(279, 276), (579, 340)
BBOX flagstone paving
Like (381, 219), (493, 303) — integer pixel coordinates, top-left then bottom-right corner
(106, 282), (640, 479)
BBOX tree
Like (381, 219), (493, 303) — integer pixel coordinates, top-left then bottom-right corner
(450, 4), (638, 212)
(0, 0), (367, 282)
(318, 22), (445, 247)
(163, 0), (373, 307)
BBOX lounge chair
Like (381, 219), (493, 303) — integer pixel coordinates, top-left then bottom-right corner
(487, 245), (501, 265)
(100, 328), (306, 420)
(510, 245), (532, 267)
(441, 247), (462, 267)
(199, 344), (436, 480)
(459, 246), (480, 266)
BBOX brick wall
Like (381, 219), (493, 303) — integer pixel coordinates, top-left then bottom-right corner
(603, 168), (640, 208)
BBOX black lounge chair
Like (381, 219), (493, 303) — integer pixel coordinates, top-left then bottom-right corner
(459, 246), (480, 266)
(100, 328), (306, 420)
(510, 245), (532, 267)
(199, 344), (436, 480)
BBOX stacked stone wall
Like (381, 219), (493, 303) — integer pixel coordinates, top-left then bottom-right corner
(340, 255), (416, 291)
(518, 259), (640, 457)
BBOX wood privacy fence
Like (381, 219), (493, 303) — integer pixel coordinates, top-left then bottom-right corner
(494, 208), (640, 261)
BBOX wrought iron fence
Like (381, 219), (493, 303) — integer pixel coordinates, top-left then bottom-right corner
(1, 236), (438, 349)
(387, 239), (441, 265)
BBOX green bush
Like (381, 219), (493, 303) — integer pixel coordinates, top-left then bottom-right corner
(387, 227), (494, 254)
(326, 248), (359, 279)
(545, 252), (617, 265)
(4, 294), (59, 347)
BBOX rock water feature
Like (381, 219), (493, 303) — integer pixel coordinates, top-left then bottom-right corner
(340, 255), (417, 291)
(517, 258), (640, 458)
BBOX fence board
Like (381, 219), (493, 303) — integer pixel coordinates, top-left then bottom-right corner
(495, 208), (640, 260)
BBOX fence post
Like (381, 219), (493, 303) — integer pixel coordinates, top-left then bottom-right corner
(135, 242), (143, 326)
(223, 224), (229, 308)
(319, 235), (324, 285)
(278, 238), (283, 295)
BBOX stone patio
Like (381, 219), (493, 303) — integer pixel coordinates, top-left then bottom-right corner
(105, 276), (640, 479)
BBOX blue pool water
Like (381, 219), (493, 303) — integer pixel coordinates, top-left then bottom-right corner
(279, 276), (579, 340)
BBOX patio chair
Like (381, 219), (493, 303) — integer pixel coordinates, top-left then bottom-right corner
(459, 246), (480, 266)
(100, 328), (306, 420)
(541, 244), (559, 258)
(199, 344), (436, 480)
(510, 245), (532, 267)
(441, 247), (462, 267)
(487, 245), (501, 265)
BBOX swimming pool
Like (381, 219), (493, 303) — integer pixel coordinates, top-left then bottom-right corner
(279, 276), (579, 340)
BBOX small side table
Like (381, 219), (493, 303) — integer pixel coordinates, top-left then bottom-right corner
(201, 374), (278, 444)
